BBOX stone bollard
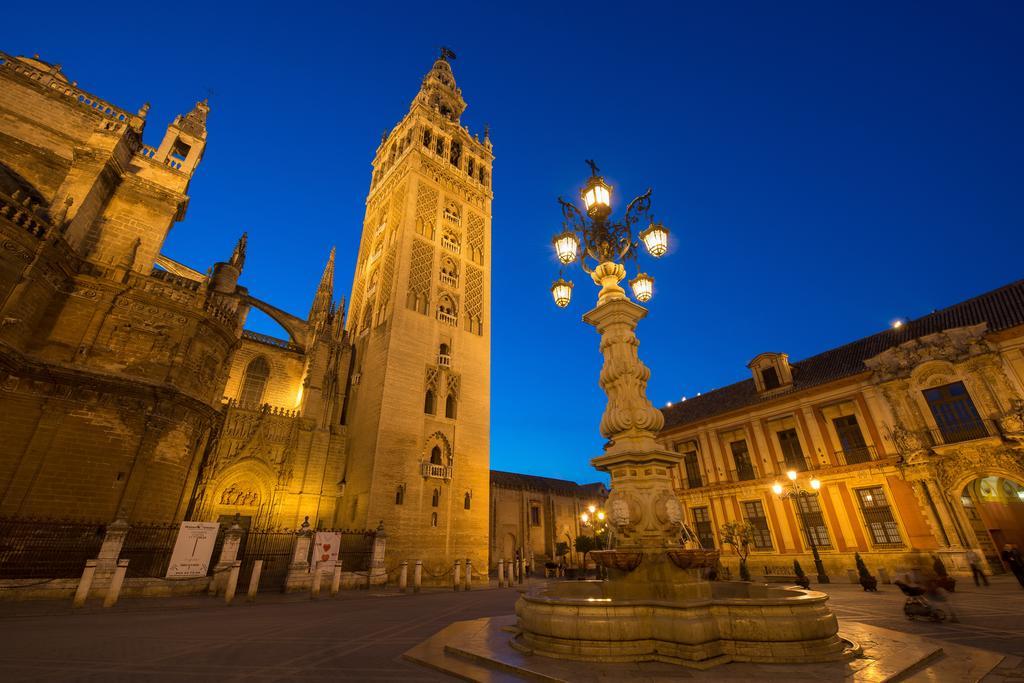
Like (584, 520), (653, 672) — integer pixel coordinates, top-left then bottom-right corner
(247, 560), (263, 602)
(73, 560), (98, 608)
(103, 559), (129, 608)
(331, 561), (342, 597)
(497, 559), (505, 588)
(224, 560), (241, 605)
(506, 558), (514, 587)
(210, 516), (245, 596)
(518, 558), (524, 585)
(453, 559), (462, 591)
(399, 561), (408, 593)
(285, 517), (314, 592)
(413, 560), (422, 593)
(464, 559), (472, 591)
(311, 564), (322, 599)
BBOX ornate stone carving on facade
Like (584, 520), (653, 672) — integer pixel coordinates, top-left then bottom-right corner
(406, 238), (433, 313)
(864, 323), (993, 382)
(890, 424), (929, 456)
(999, 399), (1024, 443)
(931, 443), (1024, 493)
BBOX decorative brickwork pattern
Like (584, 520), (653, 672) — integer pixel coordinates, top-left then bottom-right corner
(465, 265), (483, 336)
(406, 238), (433, 314)
(414, 184), (437, 240)
(467, 211), (484, 265)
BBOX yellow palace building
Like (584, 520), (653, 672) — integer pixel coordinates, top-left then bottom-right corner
(660, 279), (1024, 580)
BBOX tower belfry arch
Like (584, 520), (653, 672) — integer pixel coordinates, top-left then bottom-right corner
(340, 53), (492, 572)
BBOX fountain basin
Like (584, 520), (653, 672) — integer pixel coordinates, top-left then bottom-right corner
(666, 548), (719, 569)
(590, 549), (643, 571)
(514, 579), (848, 667)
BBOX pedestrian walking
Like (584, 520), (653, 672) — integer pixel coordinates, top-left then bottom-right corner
(1001, 544), (1024, 588)
(965, 548), (989, 587)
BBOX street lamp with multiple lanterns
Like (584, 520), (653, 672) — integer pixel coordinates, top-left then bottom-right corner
(771, 470), (830, 584)
(550, 161), (669, 308)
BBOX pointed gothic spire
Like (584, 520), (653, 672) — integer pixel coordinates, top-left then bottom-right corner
(309, 247), (336, 324)
(413, 52), (466, 123)
(230, 232), (247, 271)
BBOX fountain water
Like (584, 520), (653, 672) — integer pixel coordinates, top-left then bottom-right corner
(513, 263), (850, 667)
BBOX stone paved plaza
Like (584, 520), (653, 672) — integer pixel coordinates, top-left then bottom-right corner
(0, 577), (1021, 681)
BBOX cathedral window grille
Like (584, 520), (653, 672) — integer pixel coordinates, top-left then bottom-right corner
(436, 294), (458, 326)
(424, 390), (436, 415)
(432, 488), (440, 507)
(464, 492), (471, 510)
(395, 485), (405, 505)
(445, 393), (457, 419)
(438, 343), (451, 367)
(423, 129), (432, 148)
(238, 356), (270, 408)
(450, 140), (461, 168)
(435, 136), (445, 156)
(856, 486), (903, 546)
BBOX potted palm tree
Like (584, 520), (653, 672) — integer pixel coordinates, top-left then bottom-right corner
(855, 552), (879, 592)
(793, 559), (811, 589)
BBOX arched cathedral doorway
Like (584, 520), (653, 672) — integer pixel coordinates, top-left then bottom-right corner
(960, 475), (1024, 571)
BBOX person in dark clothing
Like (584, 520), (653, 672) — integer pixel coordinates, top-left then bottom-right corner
(1002, 544), (1024, 588)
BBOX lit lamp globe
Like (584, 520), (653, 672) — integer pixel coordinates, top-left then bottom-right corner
(787, 469), (798, 481)
(772, 482), (784, 495)
(597, 511), (605, 521)
(580, 512), (590, 523)
(552, 230), (579, 265)
(551, 278), (573, 308)
(810, 478), (821, 490)
(581, 174), (612, 220)
(639, 220), (670, 257)
(629, 272), (654, 302)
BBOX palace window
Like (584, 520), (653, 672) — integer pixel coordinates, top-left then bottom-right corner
(424, 389), (436, 415)
(691, 507), (715, 550)
(467, 158), (475, 176)
(423, 129), (432, 147)
(440, 258), (459, 288)
(445, 394), (457, 419)
(436, 136), (445, 156)
(432, 488), (440, 507)
(833, 415), (871, 464)
(238, 356), (270, 408)
(430, 446), (443, 465)
(436, 295), (458, 326)
(761, 366), (781, 390)
(856, 486), (903, 546)
(395, 485), (405, 506)
(683, 451), (702, 489)
(530, 505), (541, 527)
(730, 440), (755, 481)
(777, 428), (808, 472)
(796, 495), (831, 549)
(450, 140), (461, 167)
(742, 500), (773, 549)
(438, 343), (451, 367)
(922, 381), (987, 444)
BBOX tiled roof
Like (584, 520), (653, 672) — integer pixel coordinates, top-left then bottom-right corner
(490, 470), (607, 497)
(661, 278), (1024, 432)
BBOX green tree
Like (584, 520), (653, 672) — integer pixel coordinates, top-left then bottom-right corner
(719, 520), (754, 581)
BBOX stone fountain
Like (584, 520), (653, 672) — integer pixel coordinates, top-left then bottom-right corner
(513, 262), (850, 668)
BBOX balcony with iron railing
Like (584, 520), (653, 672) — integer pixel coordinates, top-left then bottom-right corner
(924, 418), (1001, 447)
(438, 353), (451, 367)
(420, 462), (453, 480)
(835, 445), (877, 466)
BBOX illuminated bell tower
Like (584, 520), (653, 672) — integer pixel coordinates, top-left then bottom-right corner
(341, 51), (492, 574)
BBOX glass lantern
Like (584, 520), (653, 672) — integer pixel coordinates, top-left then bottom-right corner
(639, 221), (669, 257)
(551, 278), (573, 308)
(552, 230), (579, 265)
(581, 175), (612, 218)
(629, 272), (654, 302)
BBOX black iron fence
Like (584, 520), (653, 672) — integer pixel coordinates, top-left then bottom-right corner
(925, 418), (1000, 446)
(119, 523), (180, 579)
(0, 518), (105, 579)
(237, 528), (296, 592)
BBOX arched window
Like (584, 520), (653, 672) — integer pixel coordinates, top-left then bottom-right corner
(424, 390), (435, 415)
(464, 492), (471, 510)
(431, 512), (438, 527)
(431, 488), (440, 507)
(238, 356), (270, 407)
(395, 485), (405, 505)
(430, 446), (442, 465)
(438, 343), (451, 366)
(445, 394), (457, 419)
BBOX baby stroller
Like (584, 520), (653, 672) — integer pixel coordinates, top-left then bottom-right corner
(894, 580), (946, 622)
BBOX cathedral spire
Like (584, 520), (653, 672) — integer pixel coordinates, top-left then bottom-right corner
(412, 51), (466, 123)
(309, 246), (335, 326)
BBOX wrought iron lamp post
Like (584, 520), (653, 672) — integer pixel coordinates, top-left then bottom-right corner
(579, 504), (608, 578)
(772, 471), (830, 584)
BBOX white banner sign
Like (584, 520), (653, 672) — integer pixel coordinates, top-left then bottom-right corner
(313, 531), (341, 569)
(166, 521), (220, 578)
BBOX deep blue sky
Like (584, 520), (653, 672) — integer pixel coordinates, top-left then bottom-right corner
(7, 3), (1022, 485)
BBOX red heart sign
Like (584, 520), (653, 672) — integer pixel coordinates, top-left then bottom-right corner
(323, 544), (331, 551)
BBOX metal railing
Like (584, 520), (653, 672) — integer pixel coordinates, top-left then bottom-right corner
(0, 518), (106, 579)
(836, 445), (877, 466)
(119, 523), (180, 578)
(924, 419), (1000, 447)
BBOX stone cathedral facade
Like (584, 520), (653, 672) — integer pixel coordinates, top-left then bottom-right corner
(0, 50), (492, 573)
